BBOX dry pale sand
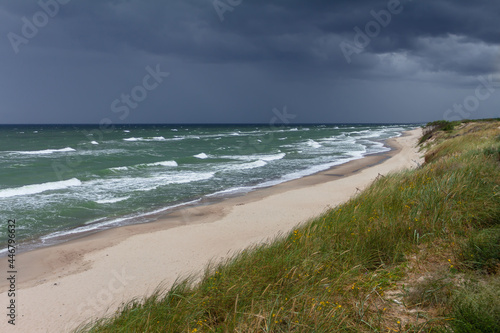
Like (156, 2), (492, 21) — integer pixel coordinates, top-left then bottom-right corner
(0, 128), (423, 333)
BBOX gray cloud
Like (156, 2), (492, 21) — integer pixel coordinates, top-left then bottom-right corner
(0, 0), (498, 124)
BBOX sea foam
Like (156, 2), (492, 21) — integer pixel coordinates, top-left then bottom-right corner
(218, 160), (267, 172)
(194, 153), (209, 159)
(221, 152), (285, 162)
(0, 178), (82, 198)
(306, 140), (322, 148)
(109, 160), (178, 171)
(123, 137), (166, 142)
(143, 160), (178, 167)
(13, 147), (76, 155)
(96, 196), (130, 204)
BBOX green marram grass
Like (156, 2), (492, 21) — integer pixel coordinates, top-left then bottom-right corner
(77, 120), (500, 333)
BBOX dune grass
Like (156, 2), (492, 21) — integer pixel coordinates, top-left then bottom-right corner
(77, 120), (500, 332)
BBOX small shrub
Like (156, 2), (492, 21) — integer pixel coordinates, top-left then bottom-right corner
(420, 120), (456, 144)
(426, 120), (456, 132)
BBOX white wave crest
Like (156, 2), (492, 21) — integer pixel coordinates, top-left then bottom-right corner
(109, 160), (178, 171)
(217, 160), (267, 173)
(220, 152), (285, 162)
(260, 153), (286, 161)
(96, 196), (130, 204)
(194, 153), (209, 159)
(123, 136), (166, 142)
(306, 140), (322, 148)
(13, 147), (76, 155)
(235, 160), (267, 170)
(0, 178), (82, 198)
(110, 166), (129, 172)
(143, 160), (178, 167)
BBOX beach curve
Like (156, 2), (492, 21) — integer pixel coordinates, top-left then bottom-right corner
(0, 128), (423, 333)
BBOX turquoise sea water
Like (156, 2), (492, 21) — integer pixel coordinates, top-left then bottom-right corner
(0, 124), (416, 253)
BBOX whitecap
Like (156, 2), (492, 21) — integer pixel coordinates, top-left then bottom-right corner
(13, 147), (76, 155)
(194, 153), (209, 159)
(143, 161), (178, 167)
(216, 160), (267, 173)
(306, 140), (322, 148)
(96, 196), (130, 204)
(109, 166), (129, 172)
(219, 152), (285, 162)
(86, 172), (215, 195)
(260, 153), (286, 161)
(123, 137), (166, 142)
(240, 160), (267, 170)
(109, 160), (178, 172)
(0, 178), (82, 198)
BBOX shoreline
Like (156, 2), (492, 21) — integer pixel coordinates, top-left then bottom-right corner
(0, 128), (423, 332)
(0, 134), (400, 258)
(0, 138), (399, 286)
(0, 135), (398, 258)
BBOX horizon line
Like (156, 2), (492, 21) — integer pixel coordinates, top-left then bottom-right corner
(0, 122), (427, 126)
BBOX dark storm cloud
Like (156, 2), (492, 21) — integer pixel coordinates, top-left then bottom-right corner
(6, 0), (498, 71)
(0, 0), (498, 124)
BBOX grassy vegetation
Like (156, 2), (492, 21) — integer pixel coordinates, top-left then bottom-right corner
(419, 118), (500, 145)
(77, 120), (500, 333)
(450, 276), (500, 333)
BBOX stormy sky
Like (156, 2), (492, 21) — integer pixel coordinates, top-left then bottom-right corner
(0, 0), (499, 124)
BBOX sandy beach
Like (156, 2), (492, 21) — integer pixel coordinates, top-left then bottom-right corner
(0, 128), (423, 333)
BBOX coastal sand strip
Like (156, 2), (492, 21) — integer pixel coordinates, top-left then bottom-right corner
(0, 128), (423, 332)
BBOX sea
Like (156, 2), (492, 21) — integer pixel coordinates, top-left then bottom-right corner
(0, 124), (417, 254)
